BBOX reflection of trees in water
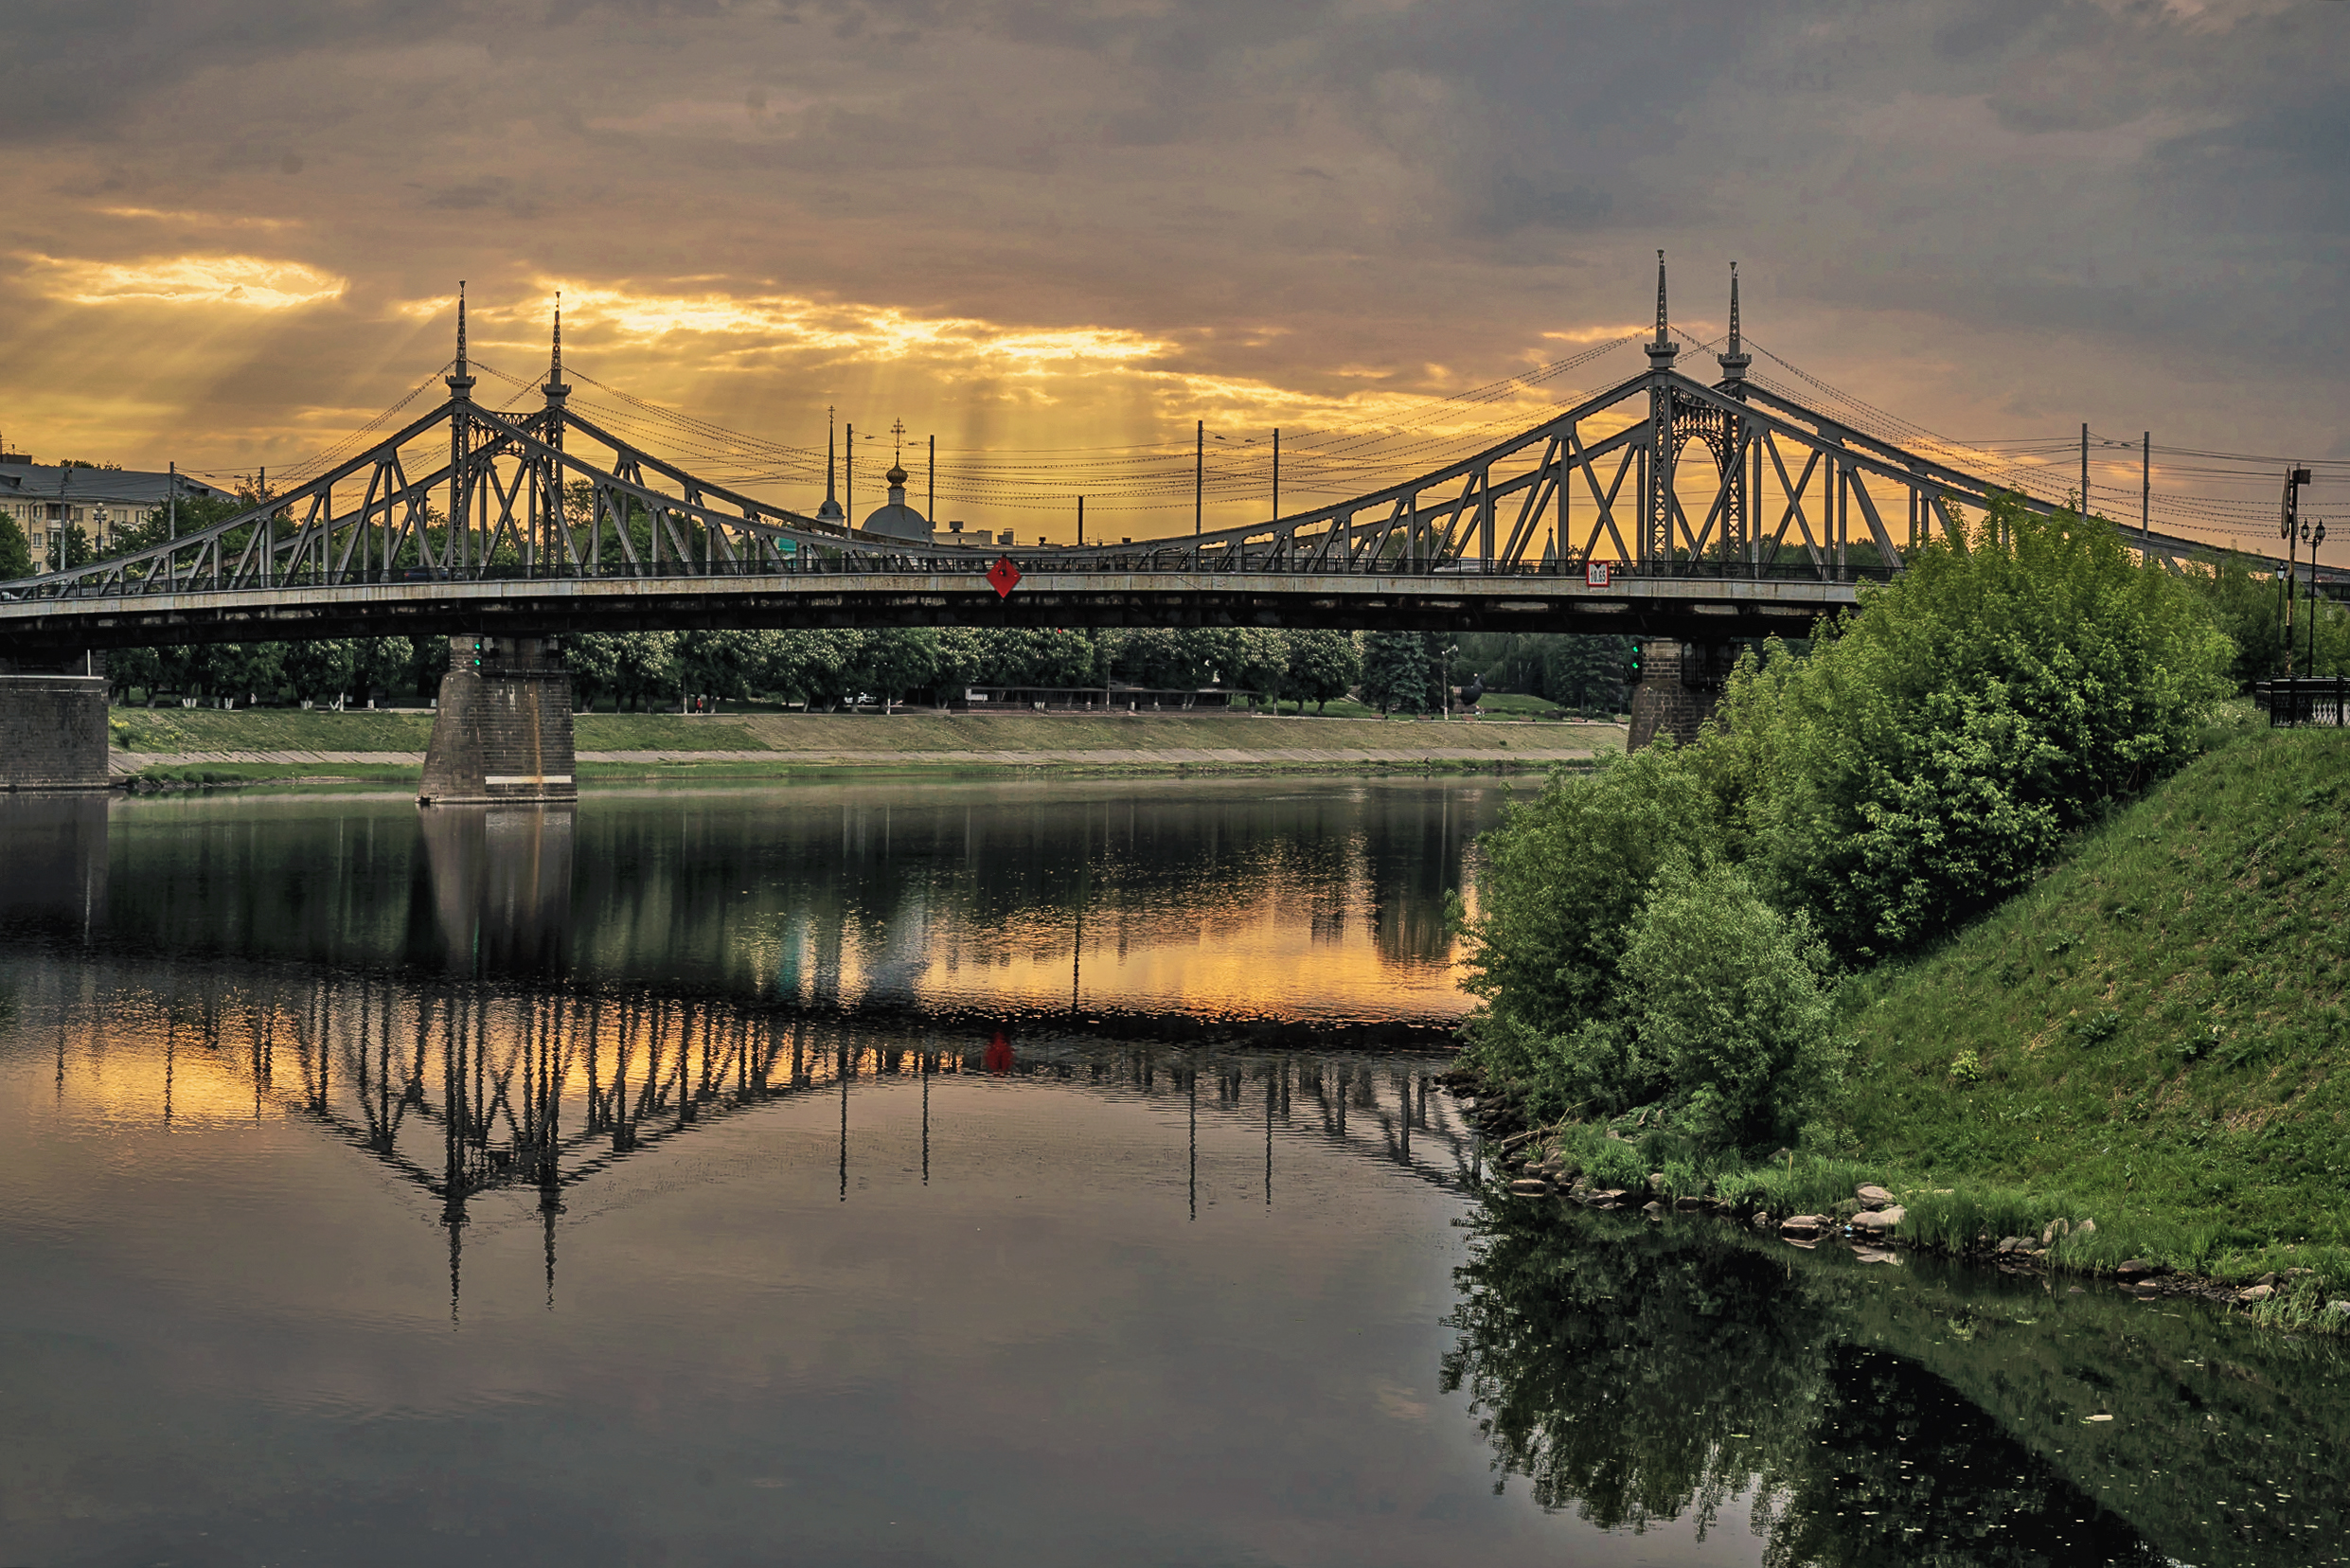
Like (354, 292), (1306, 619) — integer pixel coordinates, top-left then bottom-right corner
(1441, 1206), (2172, 1565)
(45, 784), (1499, 1015)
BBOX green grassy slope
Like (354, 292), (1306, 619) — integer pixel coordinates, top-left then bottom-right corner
(1839, 722), (2350, 1274)
(111, 704), (1624, 757)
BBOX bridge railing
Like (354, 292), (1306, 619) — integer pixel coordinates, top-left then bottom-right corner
(3, 539), (1908, 602)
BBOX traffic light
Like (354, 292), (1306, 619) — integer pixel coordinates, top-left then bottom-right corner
(1627, 639), (1645, 683)
(470, 638), (486, 670)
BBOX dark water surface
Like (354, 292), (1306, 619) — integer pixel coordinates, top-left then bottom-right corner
(2, 781), (2343, 1566)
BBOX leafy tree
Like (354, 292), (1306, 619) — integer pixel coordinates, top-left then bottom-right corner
(107, 645), (162, 704)
(0, 515), (30, 579)
(2183, 551), (2347, 685)
(1545, 634), (1631, 714)
(851, 628), (941, 712)
(566, 634), (626, 711)
(113, 493), (245, 561)
(759, 631), (863, 709)
(679, 630), (778, 708)
(1614, 861), (1842, 1150)
(351, 637), (413, 704)
(407, 635), (453, 700)
(1359, 631), (1429, 715)
(1109, 628), (1218, 690)
(1710, 494), (2233, 952)
(1283, 630), (1360, 713)
(281, 639), (358, 707)
(1455, 742), (1721, 1122)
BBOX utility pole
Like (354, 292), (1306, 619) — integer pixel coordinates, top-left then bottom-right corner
(1195, 419), (1203, 545)
(2141, 433), (2150, 545)
(1077, 494), (1084, 547)
(846, 424), (854, 522)
(2080, 423), (2090, 521)
(168, 461), (177, 542)
(1272, 428), (1280, 522)
(928, 435), (935, 534)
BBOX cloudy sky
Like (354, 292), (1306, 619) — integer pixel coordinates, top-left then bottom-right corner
(1, 0), (2342, 543)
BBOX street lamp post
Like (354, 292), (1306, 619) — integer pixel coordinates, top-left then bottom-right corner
(2308, 518), (2327, 677)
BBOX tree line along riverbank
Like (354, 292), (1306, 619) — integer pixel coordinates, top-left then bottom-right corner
(1445, 495), (2350, 1328)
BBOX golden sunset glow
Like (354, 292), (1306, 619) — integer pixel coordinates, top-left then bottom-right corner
(27, 254), (347, 311)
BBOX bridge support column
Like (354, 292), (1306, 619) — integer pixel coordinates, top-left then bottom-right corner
(1626, 640), (1723, 752)
(0, 651), (112, 793)
(418, 636), (578, 807)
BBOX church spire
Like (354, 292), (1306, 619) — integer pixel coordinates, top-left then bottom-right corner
(817, 406), (845, 523)
(1717, 261), (1751, 386)
(1646, 250), (1680, 372)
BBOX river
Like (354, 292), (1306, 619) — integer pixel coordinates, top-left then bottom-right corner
(1, 779), (2342, 1566)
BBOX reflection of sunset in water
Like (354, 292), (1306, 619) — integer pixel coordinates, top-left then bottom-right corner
(41, 777), (1504, 1031)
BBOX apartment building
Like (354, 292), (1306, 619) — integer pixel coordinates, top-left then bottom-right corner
(0, 460), (236, 569)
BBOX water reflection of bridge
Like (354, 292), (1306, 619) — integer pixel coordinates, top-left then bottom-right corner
(30, 953), (1477, 1313)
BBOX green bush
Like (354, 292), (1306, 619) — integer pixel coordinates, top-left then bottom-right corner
(1706, 495), (2232, 953)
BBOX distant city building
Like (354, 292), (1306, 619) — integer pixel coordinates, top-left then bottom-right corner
(0, 461), (234, 563)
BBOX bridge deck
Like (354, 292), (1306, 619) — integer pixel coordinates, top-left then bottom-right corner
(1, 568), (1860, 652)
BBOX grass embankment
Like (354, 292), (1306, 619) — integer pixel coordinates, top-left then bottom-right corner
(110, 704), (1621, 784)
(1834, 721), (2350, 1300)
(1486, 722), (2350, 1318)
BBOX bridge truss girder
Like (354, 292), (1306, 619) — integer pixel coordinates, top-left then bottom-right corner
(0, 358), (2229, 654)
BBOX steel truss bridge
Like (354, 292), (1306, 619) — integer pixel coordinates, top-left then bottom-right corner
(0, 262), (2235, 656)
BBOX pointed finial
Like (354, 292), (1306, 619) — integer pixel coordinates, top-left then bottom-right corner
(1646, 250), (1680, 371)
(1655, 250), (1667, 337)
(543, 291), (570, 402)
(818, 405), (844, 522)
(1718, 260), (1751, 385)
(446, 281), (476, 400)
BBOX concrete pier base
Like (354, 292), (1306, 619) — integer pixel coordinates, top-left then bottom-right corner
(1626, 640), (1723, 752)
(0, 651), (112, 793)
(418, 636), (578, 806)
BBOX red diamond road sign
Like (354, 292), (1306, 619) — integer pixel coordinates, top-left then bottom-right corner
(987, 556), (1023, 599)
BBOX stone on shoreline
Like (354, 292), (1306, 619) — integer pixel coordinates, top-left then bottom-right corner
(1778, 1214), (1825, 1238)
(1507, 1178), (1551, 1197)
(1853, 1205), (1905, 1233)
(1856, 1185), (1895, 1209)
(2114, 1258), (2161, 1278)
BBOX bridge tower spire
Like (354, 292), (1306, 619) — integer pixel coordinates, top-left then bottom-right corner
(1647, 249), (1680, 372)
(446, 281), (475, 401)
(1717, 261), (1750, 387)
(1717, 262), (1753, 566)
(448, 282), (475, 574)
(541, 294), (569, 576)
(1643, 251), (1680, 571)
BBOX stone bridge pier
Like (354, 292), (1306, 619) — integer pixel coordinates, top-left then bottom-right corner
(418, 636), (578, 807)
(0, 650), (112, 793)
(1626, 639), (1731, 752)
